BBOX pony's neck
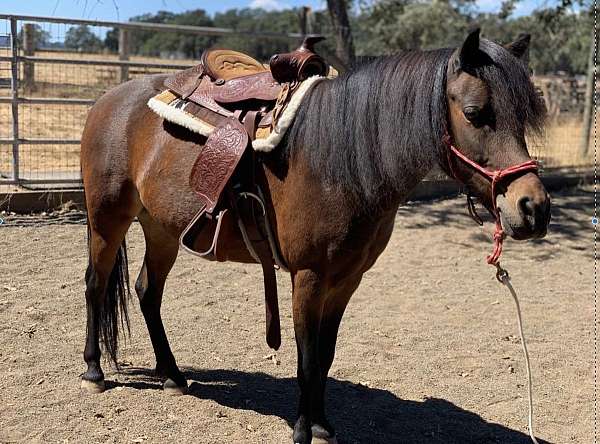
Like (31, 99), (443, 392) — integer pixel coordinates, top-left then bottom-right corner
(285, 50), (451, 208)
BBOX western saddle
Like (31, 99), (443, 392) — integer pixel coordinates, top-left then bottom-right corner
(154, 36), (330, 351)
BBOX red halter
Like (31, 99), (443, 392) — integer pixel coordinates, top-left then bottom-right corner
(442, 134), (539, 265)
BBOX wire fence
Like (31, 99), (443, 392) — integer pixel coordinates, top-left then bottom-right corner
(0, 14), (594, 193)
(0, 14), (300, 192)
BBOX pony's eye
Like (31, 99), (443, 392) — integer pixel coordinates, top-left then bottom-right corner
(463, 106), (480, 122)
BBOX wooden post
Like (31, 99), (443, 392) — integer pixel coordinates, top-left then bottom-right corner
(118, 28), (129, 83)
(10, 18), (19, 184)
(326, 0), (355, 69)
(300, 7), (313, 37)
(23, 23), (35, 93)
(579, 31), (597, 158)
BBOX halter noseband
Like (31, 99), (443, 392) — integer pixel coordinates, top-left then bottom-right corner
(442, 133), (539, 265)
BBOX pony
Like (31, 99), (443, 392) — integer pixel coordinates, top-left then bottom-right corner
(79, 29), (550, 443)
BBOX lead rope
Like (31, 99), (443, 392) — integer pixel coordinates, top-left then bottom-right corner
(495, 264), (539, 444)
(443, 134), (542, 442)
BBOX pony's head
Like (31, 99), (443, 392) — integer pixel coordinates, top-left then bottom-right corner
(445, 29), (550, 240)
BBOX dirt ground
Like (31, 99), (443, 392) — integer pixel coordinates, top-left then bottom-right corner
(0, 190), (592, 444)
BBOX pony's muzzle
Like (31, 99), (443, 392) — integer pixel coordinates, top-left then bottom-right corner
(498, 172), (551, 240)
(516, 194), (551, 238)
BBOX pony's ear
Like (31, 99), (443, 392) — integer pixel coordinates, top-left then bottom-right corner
(458, 28), (481, 71)
(505, 33), (531, 64)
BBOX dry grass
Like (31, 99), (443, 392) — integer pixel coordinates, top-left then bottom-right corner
(532, 117), (592, 169)
(0, 51), (592, 178)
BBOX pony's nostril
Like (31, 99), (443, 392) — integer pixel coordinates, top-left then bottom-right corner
(517, 196), (535, 218)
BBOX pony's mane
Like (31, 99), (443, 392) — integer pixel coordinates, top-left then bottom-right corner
(282, 39), (545, 206)
(475, 39), (546, 136)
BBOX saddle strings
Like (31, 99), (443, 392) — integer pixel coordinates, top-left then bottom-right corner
(495, 265), (540, 444)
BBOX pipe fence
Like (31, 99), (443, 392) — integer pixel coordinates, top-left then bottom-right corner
(0, 14), (301, 190)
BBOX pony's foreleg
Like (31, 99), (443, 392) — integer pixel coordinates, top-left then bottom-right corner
(291, 269), (327, 444)
(311, 275), (363, 443)
(135, 212), (187, 395)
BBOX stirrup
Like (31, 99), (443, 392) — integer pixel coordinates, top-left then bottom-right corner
(179, 208), (228, 258)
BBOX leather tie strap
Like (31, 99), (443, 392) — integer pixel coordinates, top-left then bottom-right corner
(443, 134), (539, 265)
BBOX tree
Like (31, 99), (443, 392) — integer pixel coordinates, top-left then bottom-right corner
(213, 8), (301, 61)
(127, 10), (215, 58)
(17, 24), (51, 49)
(64, 25), (103, 52)
(326, 0), (356, 68)
(104, 28), (119, 52)
(355, 1), (469, 55)
(354, 0), (592, 75)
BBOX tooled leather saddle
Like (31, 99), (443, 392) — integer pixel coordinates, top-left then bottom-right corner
(153, 36), (330, 351)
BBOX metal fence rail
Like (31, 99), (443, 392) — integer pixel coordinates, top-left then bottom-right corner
(0, 14), (301, 189)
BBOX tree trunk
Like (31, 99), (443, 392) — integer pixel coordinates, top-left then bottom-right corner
(326, 0), (355, 69)
(299, 6), (313, 36)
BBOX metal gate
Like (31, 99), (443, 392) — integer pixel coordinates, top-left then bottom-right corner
(0, 14), (299, 190)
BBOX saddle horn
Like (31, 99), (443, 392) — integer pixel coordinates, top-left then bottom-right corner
(269, 35), (328, 84)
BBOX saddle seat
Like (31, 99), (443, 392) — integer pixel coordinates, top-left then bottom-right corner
(163, 36), (330, 112)
(201, 49), (269, 81)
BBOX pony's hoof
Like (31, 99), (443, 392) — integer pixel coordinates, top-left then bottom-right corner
(81, 378), (105, 394)
(163, 378), (187, 396)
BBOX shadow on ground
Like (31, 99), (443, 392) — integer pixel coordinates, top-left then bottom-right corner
(117, 367), (551, 444)
(399, 189), (590, 257)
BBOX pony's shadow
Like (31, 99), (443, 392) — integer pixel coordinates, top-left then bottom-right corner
(117, 366), (552, 444)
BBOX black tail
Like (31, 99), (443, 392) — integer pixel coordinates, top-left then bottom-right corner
(86, 224), (132, 365)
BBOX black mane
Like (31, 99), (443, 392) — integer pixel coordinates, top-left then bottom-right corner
(282, 39), (545, 206)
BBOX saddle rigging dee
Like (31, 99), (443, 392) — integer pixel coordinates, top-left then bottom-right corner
(147, 36), (332, 351)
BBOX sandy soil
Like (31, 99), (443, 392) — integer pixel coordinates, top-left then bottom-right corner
(0, 190), (592, 444)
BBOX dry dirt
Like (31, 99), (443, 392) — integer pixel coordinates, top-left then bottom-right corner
(0, 190), (592, 444)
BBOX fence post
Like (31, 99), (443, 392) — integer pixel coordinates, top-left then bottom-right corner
(118, 28), (129, 83)
(579, 31), (597, 158)
(300, 7), (313, 36)
(23, 23), (35, 93)
(10, 17), (19, 184)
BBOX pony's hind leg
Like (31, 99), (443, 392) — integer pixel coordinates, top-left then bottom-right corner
(82, 214), (135, 393)
(135, 211), (187, 395)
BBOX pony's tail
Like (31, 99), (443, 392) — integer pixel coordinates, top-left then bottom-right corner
(86, 223), (132, 366)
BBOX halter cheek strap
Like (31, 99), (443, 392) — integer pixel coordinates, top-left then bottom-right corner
(442, 134), (539, 265)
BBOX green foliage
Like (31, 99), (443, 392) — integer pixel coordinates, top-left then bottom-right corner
(354, 1), (592, 75)
(127, 10), (215, 58)
(17, 24), (51, 49)
(213, 8), (336, 61)
(477, 9), (592, 75)
(99, 2), (591, 74)
(212, 8), (299, 60)
(355, 1), (469, 55)
(64, 25), (103, 52)
(105, 7), (336, 62)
